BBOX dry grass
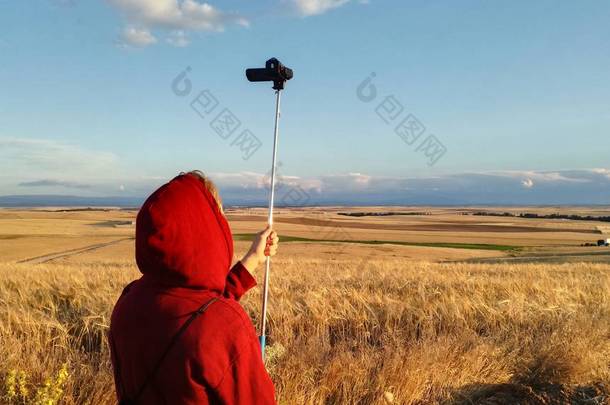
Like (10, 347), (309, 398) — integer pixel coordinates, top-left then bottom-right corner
(1, 259), (609, 404)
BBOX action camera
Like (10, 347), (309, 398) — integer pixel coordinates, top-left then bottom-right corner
(246, 58), (294, 90)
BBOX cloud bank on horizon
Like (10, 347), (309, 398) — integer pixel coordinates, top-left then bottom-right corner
(5, 169), (610, 205)
(197, 169), (610, 205)
(1, 136), (608, 205)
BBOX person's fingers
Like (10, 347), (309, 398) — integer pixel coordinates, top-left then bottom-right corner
(261, 228), (278, 257)
(266, 231), (276, 243)
(265, 233), (279, 247)
(264, 244), (278, 255)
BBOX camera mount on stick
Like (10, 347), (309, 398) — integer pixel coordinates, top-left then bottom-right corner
(245, 58), (294, 360)
(246, 57), (294, 90)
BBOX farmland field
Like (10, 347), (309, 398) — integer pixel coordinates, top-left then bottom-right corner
(1, 207), (609, 404)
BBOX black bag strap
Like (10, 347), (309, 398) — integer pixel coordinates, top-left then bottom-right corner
(113, 297), (219, 405)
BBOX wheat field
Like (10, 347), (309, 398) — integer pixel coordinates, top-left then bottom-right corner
(1, 258), (608, 404)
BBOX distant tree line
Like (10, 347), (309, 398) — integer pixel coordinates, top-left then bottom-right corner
(471, 211), (610, 223)
(338, 212), (432, 217)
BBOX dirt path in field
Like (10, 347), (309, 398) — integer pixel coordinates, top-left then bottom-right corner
(17, 238), (133, 264)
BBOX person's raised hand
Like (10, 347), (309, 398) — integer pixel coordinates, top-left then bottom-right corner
(241, 225), (279, 271)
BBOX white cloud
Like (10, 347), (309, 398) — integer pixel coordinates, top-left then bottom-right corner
(105, 0), (360, 46)
(291, 0), (352, 16)
(108, 0), (249, 46)
(521, 178), (534, 189)
(0, 137), (119, 178)
(208, 171), (321, 192)
(489, 170), (592, 184)
(591, 168), (610, 179)
(18, 179), (92, 190)
(347, 172), (371, 185)
(120, 26), (157, 47)
(166, 30), (190, 47)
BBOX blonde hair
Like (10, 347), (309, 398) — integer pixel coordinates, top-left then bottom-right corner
(184, 170), (223, 212)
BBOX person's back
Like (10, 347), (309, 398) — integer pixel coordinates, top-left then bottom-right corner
(110, 173), (276, 404)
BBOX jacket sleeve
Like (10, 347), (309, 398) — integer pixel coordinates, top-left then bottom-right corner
(212, 322), (276, 405)
(224, 261), (257, 301)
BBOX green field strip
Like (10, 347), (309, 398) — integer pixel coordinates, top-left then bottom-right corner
(233, 233), (521, 251)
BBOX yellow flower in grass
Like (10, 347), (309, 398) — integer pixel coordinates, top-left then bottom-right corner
(17, 371), (29, 400)
(34, 363), (69, 405)
(4, 369), (17, 401)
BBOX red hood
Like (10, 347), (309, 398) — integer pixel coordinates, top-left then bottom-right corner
(135, 173), (234, 291)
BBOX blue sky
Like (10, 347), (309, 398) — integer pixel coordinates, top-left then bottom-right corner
(1, 0), (609, 205)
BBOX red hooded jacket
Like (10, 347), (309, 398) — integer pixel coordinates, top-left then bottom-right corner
(109, 173), (276, 404)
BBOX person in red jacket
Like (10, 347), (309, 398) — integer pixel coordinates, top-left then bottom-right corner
(109, 171), (278, 404)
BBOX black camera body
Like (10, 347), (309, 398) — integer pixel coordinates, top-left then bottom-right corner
(246, 58), (293, 90)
